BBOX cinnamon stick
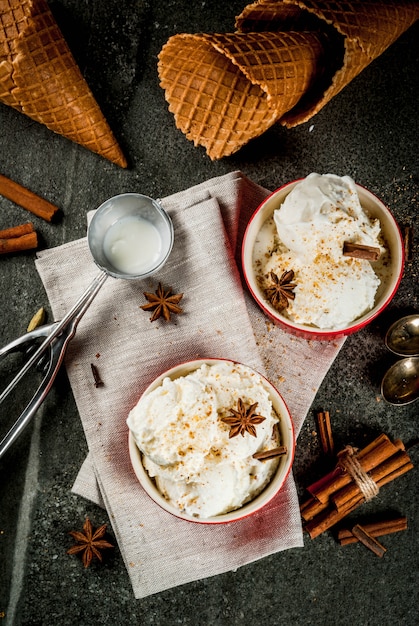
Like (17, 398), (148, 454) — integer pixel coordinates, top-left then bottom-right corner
(0, 174), (59, 222)
(302, 435), (413, 538)
(300, 496), (327, 521)
(301, 437), (406, 522)
(307, 434), (404, 505)
(343, 241), (381, 261)
(0, 222), (34, 239)
(327, 457), (414, 518)
(338, 517), (407, 545)
(304, 461), (413, 539)
(304, 499), (360, 539)
(375, 460), (414, 488)
(0, 232), (38, 254)
(253, 446), (287, 461)
(316, 410), (334, 455)
(332, 451), (412, 511)
(351, 524), (387, 557)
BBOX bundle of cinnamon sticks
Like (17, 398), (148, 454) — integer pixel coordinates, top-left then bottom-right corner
(300, 432), (413, 539)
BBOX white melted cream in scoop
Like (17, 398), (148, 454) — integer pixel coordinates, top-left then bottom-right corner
(103, 215), (162, 275)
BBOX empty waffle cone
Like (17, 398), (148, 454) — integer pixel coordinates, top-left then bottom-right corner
(158, 31), (325, 159)
(236, 0), (419, 127)
(0, 0), (127, 167)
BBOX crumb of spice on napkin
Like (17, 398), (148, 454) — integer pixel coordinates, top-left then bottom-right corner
(35, 171), (345, 598)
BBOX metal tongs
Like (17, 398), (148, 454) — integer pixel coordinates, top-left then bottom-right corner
(0, 192), (174, 461)
(0, 272), (108, 460)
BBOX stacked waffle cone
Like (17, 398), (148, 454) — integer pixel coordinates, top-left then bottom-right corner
(158, 0), (419, 160)
(0, 0), (127, 167)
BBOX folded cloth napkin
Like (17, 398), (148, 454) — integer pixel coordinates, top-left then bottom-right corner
(35, 171), (345, 598)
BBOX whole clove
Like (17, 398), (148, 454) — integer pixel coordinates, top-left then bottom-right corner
(90, 363), (104, 388)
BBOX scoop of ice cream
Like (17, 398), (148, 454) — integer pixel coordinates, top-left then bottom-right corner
(127, 361), (280, 518)
(274, 174), (382, 261)
(263, 173), (384, 329)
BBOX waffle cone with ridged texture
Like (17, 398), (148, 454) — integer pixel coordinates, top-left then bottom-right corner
(0, 0), (127, 167)
(158, 31), (325, 160)
(236, 0), (419, 127)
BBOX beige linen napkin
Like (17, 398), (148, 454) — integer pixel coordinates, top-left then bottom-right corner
(35, 171), (345, 598)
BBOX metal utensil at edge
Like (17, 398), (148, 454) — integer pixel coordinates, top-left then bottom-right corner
(0, 194), (174, 460)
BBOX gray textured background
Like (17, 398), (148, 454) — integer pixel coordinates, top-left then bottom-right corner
(0, 2), (418, 624)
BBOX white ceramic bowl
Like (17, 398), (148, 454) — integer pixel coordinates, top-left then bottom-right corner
(242, 179), (404, 340)
(128, 358), (295, 524)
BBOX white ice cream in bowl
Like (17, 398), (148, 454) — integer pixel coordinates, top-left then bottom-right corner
(242, 173), (404, 340)
(127, 359), (294, 524)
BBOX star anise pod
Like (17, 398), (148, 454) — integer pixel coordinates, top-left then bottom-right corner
(140, 282), (184, 322)
(221, 398), (266, 438)
(265, 270), (296, 310)
(67, 517), (114, 568)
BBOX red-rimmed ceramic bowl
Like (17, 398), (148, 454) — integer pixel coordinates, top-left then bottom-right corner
(128, 358), (295, 524)
(242, 179), (405, 340)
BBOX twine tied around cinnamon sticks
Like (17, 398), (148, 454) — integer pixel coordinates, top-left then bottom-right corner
(337, 446), (379, 503)
(300, 431), (413, 540)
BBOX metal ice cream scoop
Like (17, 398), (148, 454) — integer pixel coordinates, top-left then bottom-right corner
(0, 193), (174, 460)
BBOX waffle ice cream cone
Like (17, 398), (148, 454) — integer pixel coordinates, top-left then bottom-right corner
(237, 0), (419, 128)
(158, 31), (325, 160)
(0, 0), (127, 167)
(158, 0), (418, 159)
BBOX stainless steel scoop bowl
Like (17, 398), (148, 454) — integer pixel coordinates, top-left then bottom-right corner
(381, 357), (419, 405)
(88, 193), (174, 279)
(385, 314), (419, 357)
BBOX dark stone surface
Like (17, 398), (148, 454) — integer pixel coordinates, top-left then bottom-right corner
(0, 2), (418, 624)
